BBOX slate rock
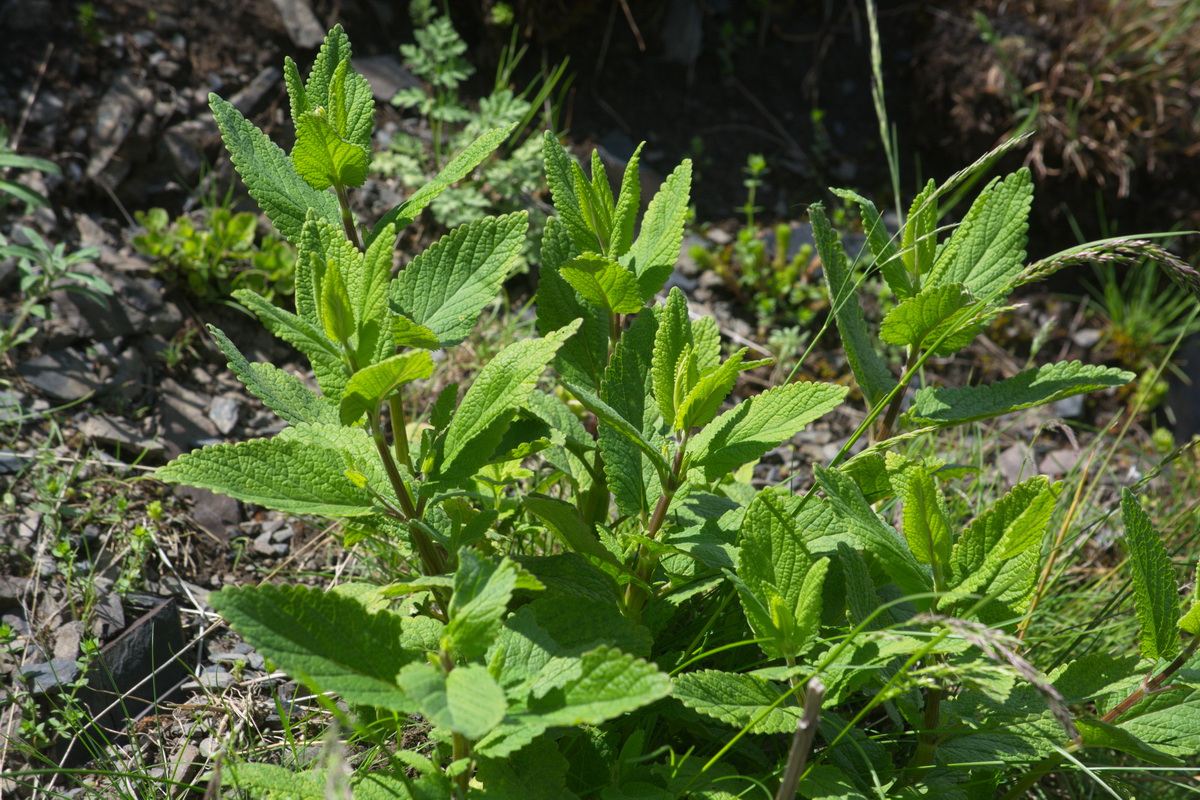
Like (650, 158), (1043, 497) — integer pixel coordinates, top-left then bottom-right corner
(81, 415), (164, 461)
(159, 378), (221, 459)
(353, 55), (420, 101)
(0, 576), (31, 610)
(207, 396), (240, 435)
(269, 0), (325, 47)
(20, 659), (81, 695)
(229, 66), (282, 116)
(18, 348), (102, 402)
(54, 273), (175, 341)
(176, 485), (239, 542)
(88, 70), (153, 188)
(91, 591), (126, 639)
(54, 620), (86, 662)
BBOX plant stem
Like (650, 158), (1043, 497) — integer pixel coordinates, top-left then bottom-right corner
(776, 678), (825, 800)
(903, 685), (943, 783)
(369, 412), (445, 577)
(334, 182), (363, 251)
(876, 347), (918, 442)
(389, 392), (412, 472)
(624, 437), (688, 619)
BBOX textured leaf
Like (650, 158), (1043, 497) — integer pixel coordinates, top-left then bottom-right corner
(879, 282), (988, 356)
(398, 662), (507, 739)
(1122, 488), (1180, 660)
(447, 551), (521, 659)
(524, 494), (621, 568)
(1076, 719), (1182, 766)
(814, 465), (930, 599)
(811, 203), (896, 405)
(907, 361), (1135, 426)
(339, 352), (435, 425)
(292, 111), (369, 190)
(155, 427), (378, 516)
(392, 315), (441, 350)
(392, 212), (527, 347)
(691, 315), (721, 371)
(368, 125), (516, 244)
(518, 645), (669, 726)
(902, 179), (937, 278)
(209, 94), (340, 242)
(687, 381), (848, 482)
(888, 456), (952, 570)
(234, 288), (349, 399)
(673, 670), (803, 733)
(210, 584), (416, 711)
(832, 188), (911, 299)
(626, 160), (692, 298)
(652, 287), (693, 427)
(324, 56), (374, 151)
(559, 253), (644, 314)
(282, 56), (308, 126)
(526, 594), (652, 657)
(354, 221), (397, 364)
(476, 738), (579, 800)
(797, 765), (871, 800)
(536, 217), (609, 390)
(542, 131), (601, 253)
(609, 143), (644, 259)
(838, 542), (882, 630)
(676, 349), (771, 433)
(927, 169), (1033, 299)
(440, 320), (580, 481)
(599, 310), (665, 517)
(563, 380), (670, 485)
(1116, 683), (1200, 757)
(209, 325), (338, 426)
(224, 764), (326, 799)
(303, 25), (352, 114)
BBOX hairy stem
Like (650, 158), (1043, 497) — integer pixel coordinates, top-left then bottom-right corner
(624, 437), (689, 619)
(389, 392), (412, 473)
(875, 347), (918, 442)
(776, 678), (825, 800)
(334, 181), (363, 251)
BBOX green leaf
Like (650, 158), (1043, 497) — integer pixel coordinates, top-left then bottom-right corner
(393, 315), (441, 350)
(209, 325), (339, 426)
(354, 221), (398, 363)
(675, 349), (770, 432)
(542, 131), (602, 254)
(398, 662), (507, 739)
(652, 287), (693, 428)
(879, 283), (990, 356)
(888, 456), (952, 570)
(519, 645), (670, 726)
(391, 212), (528, 347)
(368, 125), (516, 244)
(927, 169), (1033, 299)
(609, 143), (645, 259)
(447, 551), (521, 659)
(536, 217), (609, 390)
(224, 764), (326, 799)
(673, 670), (803, 733)
(324, 56), (374, 151)
(832, 188), (912, 299)
(558, 253), (645, 314)
(1179, 602), (1200, 636)
(282, 56), (309, 126)
(811, 203), (896, 406)
(234, 288), (349, 399)
(626, 159), (692, 299)
(838, 542), (882, 631)
(1075, 718), (1182, 767)
(210, 583), (416, 711)
(1121, 488), (1180, 660)
(304, 25), (352, 113)
(687, 381), (848, 482)
(292, 111), (370, 190)
(339, 352), (435, 425)
(524, 494), (622, 568)
(906, 361), (1135, 426)
(902, 179), (937, 279)
(814, 465), (930, 599)
(209, 93), (341, 242)
(691, 315), (721, 371)
(797, 765), (871, 800)
(319, 255), (355, 345)
(440, 320), (581, 481)
(563, 380), (670, 491)
(155, 427), (378, 517)
(476, 738), (580, 800)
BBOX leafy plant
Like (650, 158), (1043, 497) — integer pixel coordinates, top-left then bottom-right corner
(0, 226), (110, 358)
(0, 132), (60, 213)
(691, 154), (825, 328)
(131, 206), (297, 303)
(154, 24), (1200, 800)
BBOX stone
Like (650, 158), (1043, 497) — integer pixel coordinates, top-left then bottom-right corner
(1072, 328), (1103, 349)
(229, 67), (283, 116)
(207, 396), (240, 435)
(353, 55), (420, 101)
(53, 620), (86, 662)
(159, 119), (216, 186)
(87, 70), (153, 187)
(91, 592), (126, 639)
(0, 450), (28, 474)
(253, 531), (288, 557)
(269, 0), (325, 48)
(54, 273), (170, 341)
(17, 348), (102, 402)
(999, 444), (1039, 486)
(175, 485), (239, 542)
(1039, 448), (1082, 477)
(190, 665), (233, 690)
(159, 378), (221, 459)
(0, 576), (32, 610)
(157, 575), (211, 610)
(20, 659), (81, 694)
(1051, 394), (1085, 418)
(198, 737), (221, 758)
(81, 415), (164, 461)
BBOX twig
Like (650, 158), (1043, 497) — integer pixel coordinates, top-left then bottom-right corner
(10, 44), (53, 152)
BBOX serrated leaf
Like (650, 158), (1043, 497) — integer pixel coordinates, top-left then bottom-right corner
(524, 494), (622, 569)
(368, 125), (516, 244)
(676, 349), (771, 432)
(536, 217), (609, 390)
(902, 179), (937, 279)
(224, 764), (327, 799)
(927, 169), (1033, 299)
(832, 188), (912, 299)
(888, 456), (952, 570)
(1076, 719), (1182, 767)
(476, 738), (579, 800)
(393, 315), (441, 350)
(838, 542), (882, 630)
(209, 325), (338, 426)
(907, 361), (1134, 426)
(563, 380), (670, 486)
(319, 254), (355, 344)
(1122, 488), (1180, 660)
(210, 584), (416, 711)
(355, 222), (397, 363)
(687, 381), (848, 482)
(673, 670), (803, 734)
(339, 351), (435, 425)
(293, 111), (370, 190)
(282, 56), (308, 126)
(811, 203), (896, 406)
(653, 287), (693, 427)
(234, 288), (349, 399)
(439, 320), (580, 482)
(155, 428), (378, 516)
(609, 143), (644, 259)
(398, 662), (507, 739)
(691, 316), (721, 371)
(626, 160), (692, 298)
(447, 551), (521, 658)
(542, 131), (602, 254)
(573, 158), (610, 252)
(797, 765), (871, 800)
(1179, 603), (1200, 636)
(879, 282), (988, 356)
(814, 465), (931, 599)
(559, 253), (645, 314)
(304, 25), (352, 112)
(209, 94), (341, 243)
(391, 212), (528, 347)
(519, 645), (669, 726)
(325, 56), (374, 151)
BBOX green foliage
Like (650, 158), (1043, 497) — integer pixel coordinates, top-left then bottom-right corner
(158, 24), (1200, 800)
(132, 206), (297, 303)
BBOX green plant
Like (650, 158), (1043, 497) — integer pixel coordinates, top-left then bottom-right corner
(151, 24), (1200, 800)
(132, 206), (297, 303)
(0, 226), (111, 357)
(0, 132), (60, 213)
(691, 155), (824, 327)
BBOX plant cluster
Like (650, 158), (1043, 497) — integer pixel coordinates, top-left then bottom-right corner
(154, 26), (1200, 800)
(132, 206), (297, 304)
